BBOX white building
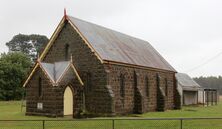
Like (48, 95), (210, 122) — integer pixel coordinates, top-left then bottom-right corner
(176, 73), (202, 105)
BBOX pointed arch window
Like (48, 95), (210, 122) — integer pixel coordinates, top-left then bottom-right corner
(86, 72), (92, 92)
(156, 73), (160, 88)
(165, 78), (168, 96)
(120, 74), (125, 97)
(65, 44), (70, 61)
(134, 71), (137, 89)
(145, 76), (149, 97)
(38, 77), (42, 97)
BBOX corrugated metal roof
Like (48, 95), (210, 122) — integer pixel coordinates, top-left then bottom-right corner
(176, 73), (201, 88)
(40, 61), (70, 82)
(68, 16), (176, 72)
(40, 63), (54, 81)
(54, 61), (70, 81)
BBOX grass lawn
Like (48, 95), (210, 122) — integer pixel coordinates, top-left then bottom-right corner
(0, 101), (222, 129)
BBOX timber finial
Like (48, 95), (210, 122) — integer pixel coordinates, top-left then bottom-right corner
(64, 8), (67, 19)
(70, 54), (73, 62)
(37, 53), (40, 62)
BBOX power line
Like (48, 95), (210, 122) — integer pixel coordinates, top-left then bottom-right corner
(185, 50), (222, 72)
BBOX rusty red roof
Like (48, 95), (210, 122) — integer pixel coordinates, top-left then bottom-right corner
(68, 16), (176, 72)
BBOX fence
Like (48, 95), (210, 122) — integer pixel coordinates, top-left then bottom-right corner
(1, 118), (222, 129)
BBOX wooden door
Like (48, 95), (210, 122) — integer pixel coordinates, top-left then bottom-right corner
(64, 86), (73, 116)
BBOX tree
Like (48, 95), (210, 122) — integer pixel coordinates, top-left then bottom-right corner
(194, 76), (222, 95)
(6, 34), (49, 61)
(0, 52), (32, 100)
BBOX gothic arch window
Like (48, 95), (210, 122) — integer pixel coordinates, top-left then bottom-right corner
(65, 44), (70, 61)
(38, 77), (42, 97)
(165, 78), (168, 96)
(145, 76), (149, 97)
(134, 71), (137, 89)
(156, 73), (160, 88)
(86, 72), (92, 92)
(120, 73), (125, 97)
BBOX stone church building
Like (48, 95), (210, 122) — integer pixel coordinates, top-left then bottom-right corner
(23, 13), (181, 117)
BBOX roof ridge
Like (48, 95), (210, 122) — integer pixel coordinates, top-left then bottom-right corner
(67, 15), (153, 45)
(54, 61), (71, 83)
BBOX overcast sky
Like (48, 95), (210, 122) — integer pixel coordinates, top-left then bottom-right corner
(1, 0), (222, 77)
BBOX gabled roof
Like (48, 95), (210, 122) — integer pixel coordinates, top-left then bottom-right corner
(176, 73), (201, 90)
(68, 16), (176, 72)
(39, 61), (83, 86)
(39, 61), (70, 83)
(23, 60), (83, 87)
(23, 14), (176, 87)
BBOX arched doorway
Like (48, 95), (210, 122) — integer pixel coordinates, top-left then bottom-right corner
(64, 86), (73, 116)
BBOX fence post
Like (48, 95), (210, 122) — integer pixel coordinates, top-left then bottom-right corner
(43, 120), (45, 129)
(180, 119), (183, 129)
(112, 119), (115, 129)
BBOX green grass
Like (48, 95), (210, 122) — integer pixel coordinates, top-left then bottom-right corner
(0, 101), (222, 129)
(140, 104), (222, 118)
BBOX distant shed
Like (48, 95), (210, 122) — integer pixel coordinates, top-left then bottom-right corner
(200, 88), (219, 106)
(176, 73), (202, 105)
